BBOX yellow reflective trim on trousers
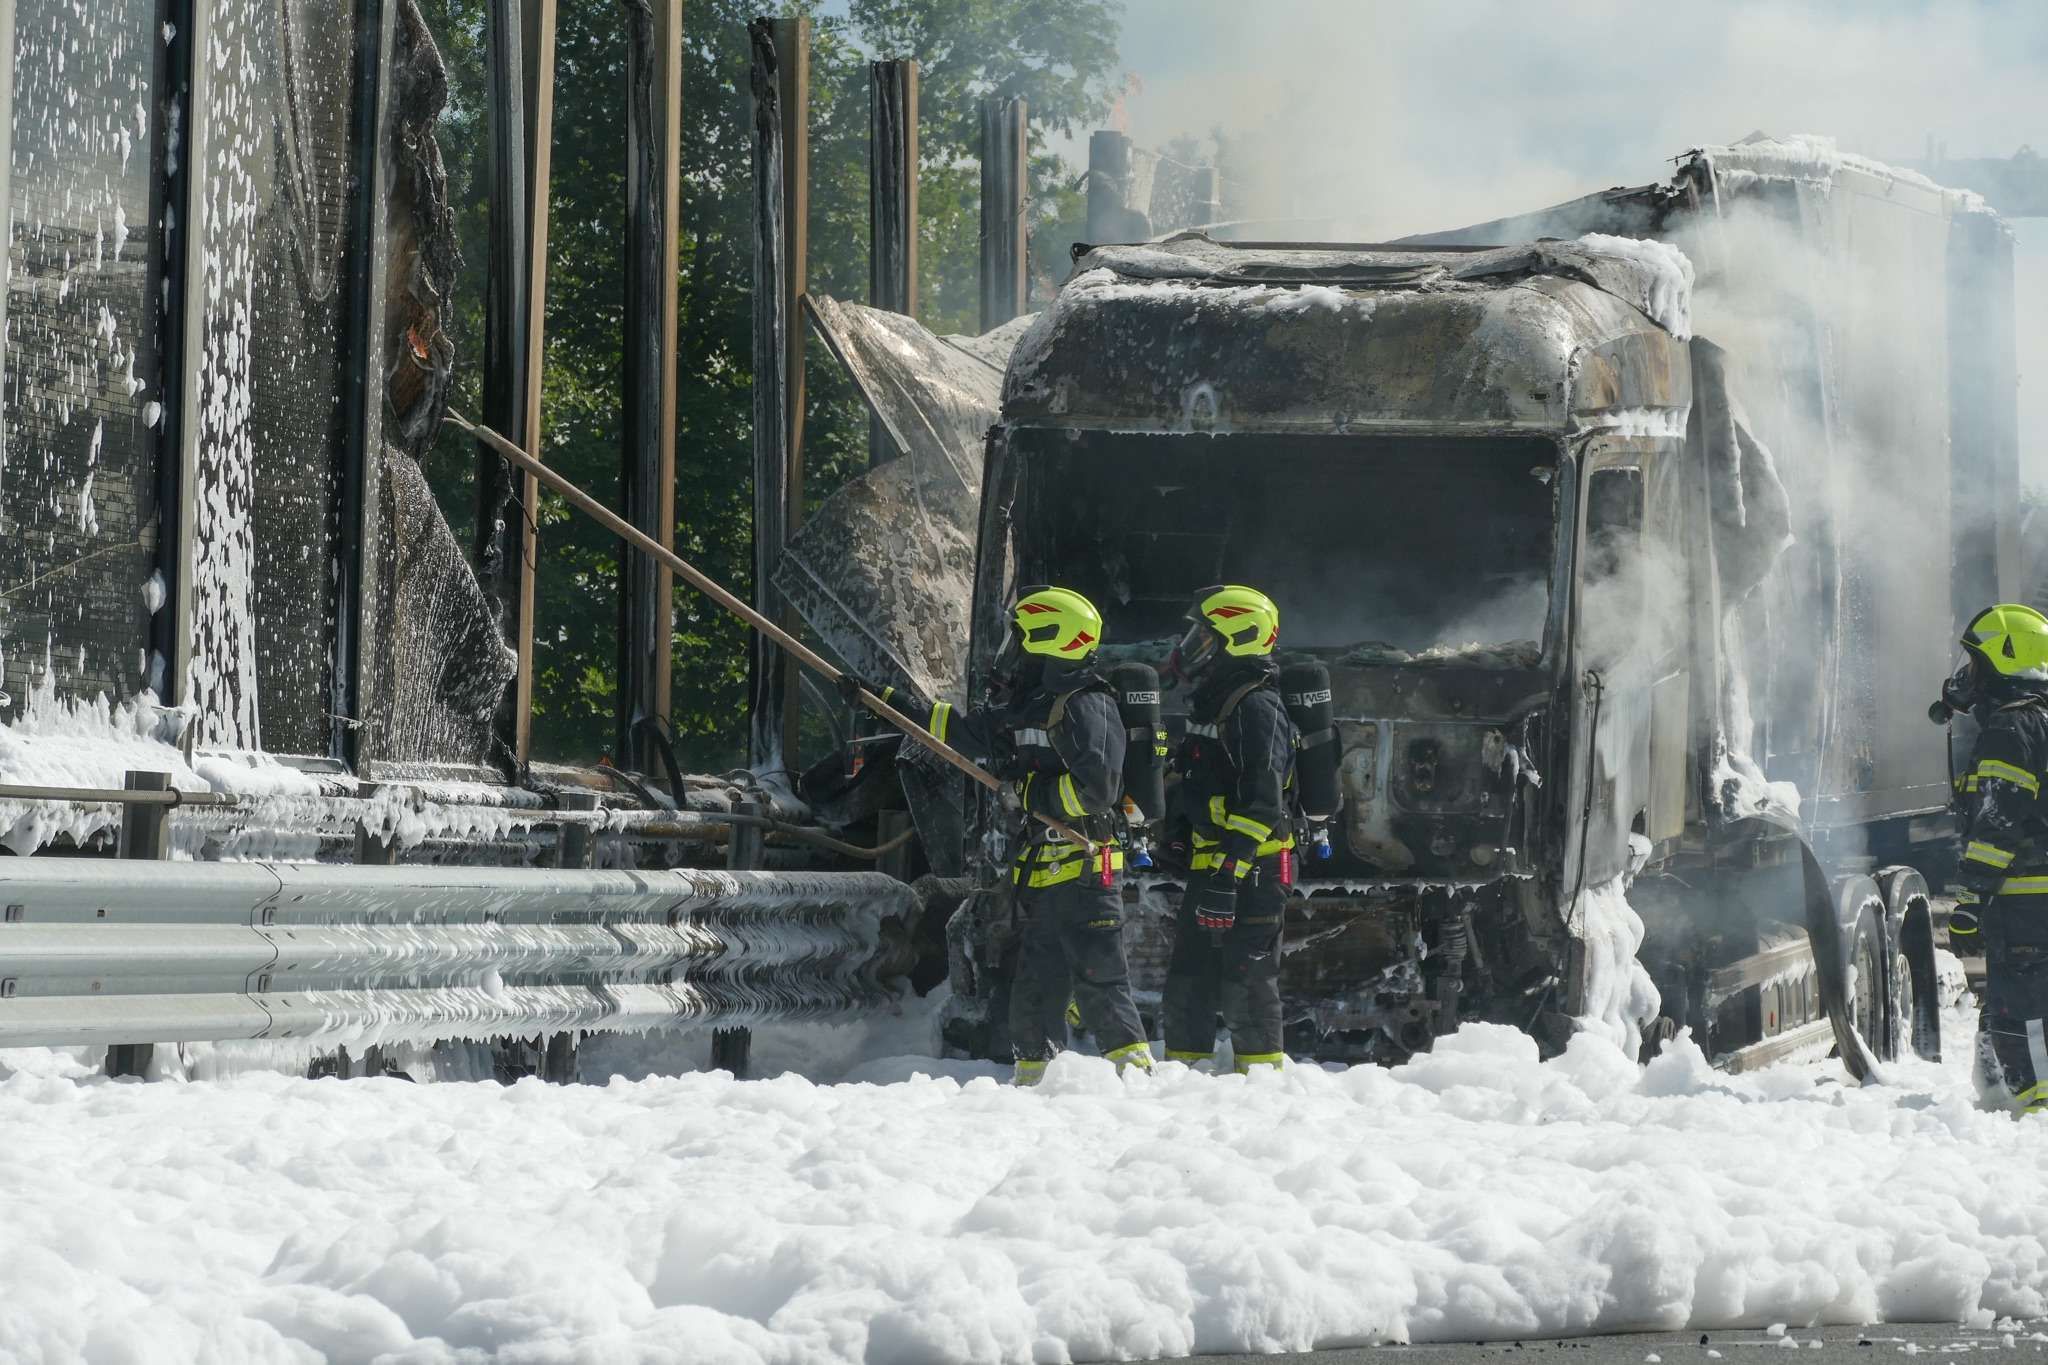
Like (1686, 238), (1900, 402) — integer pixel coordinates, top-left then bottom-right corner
(2016, 1081), (2048, 1106)
(1966, 841), (2016, 869)
(1233, 1052), (1285, 1072)
(1166, 1049), (1214, 1064)
(1012, 1059), (1048, 1086)
(929, 700), (951, 743)
(1998, 876), (2048, 895)
(1057, 773), (1087, 818)
(1975, 759), (2041, 794)
(1104, 1041), (1154, 1071)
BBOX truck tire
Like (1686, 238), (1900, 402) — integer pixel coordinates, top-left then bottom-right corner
(1832, 872), (1896, 1068)
(1877, 866), (1941, 1063)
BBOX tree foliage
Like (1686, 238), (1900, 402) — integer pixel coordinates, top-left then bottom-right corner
(415, 0), (1126, 770)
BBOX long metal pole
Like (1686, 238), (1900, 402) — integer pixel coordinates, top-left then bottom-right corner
(747, 19), (798, 775)
(618, 0), (680, 770)
(868, 59), (918, 466)
(979, 96), (1028, 330)
(477, 0), (528, 596)
(332, 0), (392, 768)
(452, 412), (1094, 846)
(773, 17), (808, 772)
(511, 0), (557, 763)
(153, 0), (210, 709)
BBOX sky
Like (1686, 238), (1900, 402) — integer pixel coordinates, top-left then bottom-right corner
(1093, 0), (2048, 483)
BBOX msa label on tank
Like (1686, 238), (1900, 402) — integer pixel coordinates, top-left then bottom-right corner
(1286, 688), (1333, 706)
(1123, 690), (1160, 705)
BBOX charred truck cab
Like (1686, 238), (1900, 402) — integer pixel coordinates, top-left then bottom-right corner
(804, 141), (2013, 1076)
(946, 152), (2016, 1072)
(961, 237), (1716, 1062)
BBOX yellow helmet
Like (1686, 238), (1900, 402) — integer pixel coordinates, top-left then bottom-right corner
(1963, 603), (2048, 678)
(1165, 584), (1278, 684)
(1010, 585), (1103, 659)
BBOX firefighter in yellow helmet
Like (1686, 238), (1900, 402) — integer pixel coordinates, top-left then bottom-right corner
(1933, 603), (2048, 1116)
(848, 586), (1153, 1084)
(1159, 585), (1295, 1072)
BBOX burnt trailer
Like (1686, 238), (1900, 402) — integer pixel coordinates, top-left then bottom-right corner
(803, 137), (2017, 1075)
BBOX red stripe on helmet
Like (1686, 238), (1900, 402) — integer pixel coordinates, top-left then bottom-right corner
(1018, 602), (1057, 614)
(1209, 605), (1250, 619)
(1061, 631), (1096, 652)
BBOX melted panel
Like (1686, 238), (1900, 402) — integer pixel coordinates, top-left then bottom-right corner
(2, 0), (162, 709)
(188, 0), (366, 752)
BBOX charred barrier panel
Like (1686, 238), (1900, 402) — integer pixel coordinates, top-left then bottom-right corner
(0, 860), (917, 1048)
(1, 1), (165, 713)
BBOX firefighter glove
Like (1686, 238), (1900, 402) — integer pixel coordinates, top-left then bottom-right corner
(836, 673), (888, 710)
(1188, 874), (1238, 932)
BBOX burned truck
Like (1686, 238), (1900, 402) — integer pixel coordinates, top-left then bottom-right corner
(802, 137), (2018, 1073)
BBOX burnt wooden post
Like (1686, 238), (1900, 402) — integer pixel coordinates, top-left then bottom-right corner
(747, 18), (808, 776)
(979, 96), (1028, 330)
(1086, 129), (1139, 243)
(868, 59), (918, 466)
(107, 771), (172, 1078)
(712, 800), (764, 1076)
(618, 0), (681, 772)
(508, 0), (558, 762)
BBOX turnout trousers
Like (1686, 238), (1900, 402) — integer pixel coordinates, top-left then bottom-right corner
(1008, 874), (1149, 1065)
(1161, 859), (1288, 1066)
(1976, 908), (2048, 1114)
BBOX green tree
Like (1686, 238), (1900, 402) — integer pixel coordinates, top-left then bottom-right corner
(420, 0), (1127, 770)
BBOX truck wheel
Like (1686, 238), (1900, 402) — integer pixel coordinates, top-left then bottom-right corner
(1877, 866), (1941, 1063)
(1833, 873), (1897, 1065)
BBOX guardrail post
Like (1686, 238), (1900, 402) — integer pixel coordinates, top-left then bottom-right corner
(878, 809), (915, 882)
(107, 770), (173, 1077)
(355, 782), (397, 865)
(556, 790), (598, 869)
(712, 800), (763, 1076)
(539, 790), (599, 1084)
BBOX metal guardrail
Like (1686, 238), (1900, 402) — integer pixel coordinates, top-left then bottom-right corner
(0, 860), (916, 1049)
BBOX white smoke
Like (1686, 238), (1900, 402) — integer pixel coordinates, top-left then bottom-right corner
(1102, 0), (2048, 483)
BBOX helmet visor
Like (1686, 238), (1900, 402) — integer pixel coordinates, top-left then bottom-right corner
(1162, 618), (1217, 687)
(1943, 650), (1988, 714)
(991, 624), (1027, 693)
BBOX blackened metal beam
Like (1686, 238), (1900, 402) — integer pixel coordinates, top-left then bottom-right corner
(868, 59), (918, 467)
(475, 0), (528, 631)
(153, 0), (209, 709)
(617, 0), (681, 769)
(0, 0), (14, 471)
(775, 17), (808, 774)
(1086, 129), (1140, 243)
(332, 0), (394, 767)
(979, 96), (1028, 331)
(510, 0), (557, 763)
(747, 17), (807, 775)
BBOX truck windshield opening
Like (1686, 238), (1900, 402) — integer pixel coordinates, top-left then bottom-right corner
(1008, 431), (1559, 668)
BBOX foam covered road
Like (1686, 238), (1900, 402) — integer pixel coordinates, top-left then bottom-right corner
(3, 1012), (2046, 1364)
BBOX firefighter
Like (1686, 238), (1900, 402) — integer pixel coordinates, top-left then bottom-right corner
(1159, 584), (1295, 1072)
(847, 586), (1153, 1084)
(1935, 602), (2048, 1117)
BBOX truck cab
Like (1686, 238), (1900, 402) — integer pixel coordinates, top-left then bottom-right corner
(957, 235), (1703, 1059)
